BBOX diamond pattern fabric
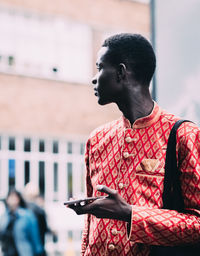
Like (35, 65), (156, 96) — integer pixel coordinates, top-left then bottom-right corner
(81, 103), (200, 256)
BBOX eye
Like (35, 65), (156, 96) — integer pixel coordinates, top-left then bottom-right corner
(96, 64), (103, 71)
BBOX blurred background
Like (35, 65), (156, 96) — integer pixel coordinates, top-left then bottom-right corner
(0, 0), (199, 255)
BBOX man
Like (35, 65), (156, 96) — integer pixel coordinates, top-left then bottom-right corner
(69, 33), (200, 255)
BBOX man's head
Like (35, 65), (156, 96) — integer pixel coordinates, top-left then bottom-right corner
(92, 33), (156, 106)
(102, 33), (156, 86)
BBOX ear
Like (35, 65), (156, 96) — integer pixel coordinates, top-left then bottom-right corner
(117, 63), (127, 82)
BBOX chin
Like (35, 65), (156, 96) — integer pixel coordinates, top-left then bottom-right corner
(96, 94), (113, 105)
(98, 100), (106, 106)
(98, 98), (110, 106)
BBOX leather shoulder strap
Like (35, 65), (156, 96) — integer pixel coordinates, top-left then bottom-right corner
(162, 120), (191, 211)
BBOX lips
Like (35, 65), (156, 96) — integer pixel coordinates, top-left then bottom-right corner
(94, 88), (99, 96)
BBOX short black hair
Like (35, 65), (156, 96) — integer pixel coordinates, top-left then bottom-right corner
(102, 33), (156, 86)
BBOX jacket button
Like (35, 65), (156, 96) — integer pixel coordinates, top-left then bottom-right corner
(123, 152), (129, 158)
(125, 137), (132, 143)
(108, 244), (115, 250)
(111, 229), (118, 235)
(118, 183), (124, 189)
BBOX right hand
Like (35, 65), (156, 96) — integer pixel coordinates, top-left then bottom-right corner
(68, 185), (132, 223)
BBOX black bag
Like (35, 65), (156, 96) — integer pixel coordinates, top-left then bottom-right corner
(150, 120), (200, 256)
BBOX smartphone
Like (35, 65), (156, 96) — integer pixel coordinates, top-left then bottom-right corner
(64, 196), (105, 206)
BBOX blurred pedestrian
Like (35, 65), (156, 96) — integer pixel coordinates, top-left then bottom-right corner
(24, 183), (55, 256)
(0, 188), (44, 256)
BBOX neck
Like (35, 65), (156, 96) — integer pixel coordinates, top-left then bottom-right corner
(117, 84), (154, 125)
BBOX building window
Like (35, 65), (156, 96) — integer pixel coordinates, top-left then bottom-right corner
(80, 143), (85, 155)
(8, 159), (15, 188)
(53, 141), (59, 154)
(24, 138), (31, 152)
(68, 230), (73, 240)
(67, 162), (73, 198)
(53, 162), (58, 193)
(9, 137), (15, 150)
(39, 161), (45, 196)
(39, 139), (45, 152)
(24, 161), (30, 185)
(67, 142), (72, 154)
(8, 55), (15, 66)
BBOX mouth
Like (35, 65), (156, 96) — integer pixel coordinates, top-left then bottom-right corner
(94, 88), (99, 96)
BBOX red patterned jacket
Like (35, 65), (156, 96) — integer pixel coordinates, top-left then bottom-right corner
(81, 103), (200, 256)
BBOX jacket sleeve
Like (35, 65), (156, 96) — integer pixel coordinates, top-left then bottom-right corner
(14, 210), (44, 256)
(81, 139), (93, 255)
(28, 211), (44, 255)
(128, 123), (200, 246)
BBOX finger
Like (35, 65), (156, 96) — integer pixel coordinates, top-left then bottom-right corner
(96, 185), (117, 198)
(67, 203), (83, 213)
(68, 202), (93, 215)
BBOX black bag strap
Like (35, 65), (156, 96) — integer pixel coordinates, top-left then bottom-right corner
(162, 120), (191, 212)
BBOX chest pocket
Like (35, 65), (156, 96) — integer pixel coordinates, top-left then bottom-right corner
(136, 158), (164, 177)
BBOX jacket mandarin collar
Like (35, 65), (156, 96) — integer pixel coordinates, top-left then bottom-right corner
(122, 102), (161, 129)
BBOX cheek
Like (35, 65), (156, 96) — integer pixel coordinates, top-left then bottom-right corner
(98, 73), (114, 90)
(97, 74), (107, 90)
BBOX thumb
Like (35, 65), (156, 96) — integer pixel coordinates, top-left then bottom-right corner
(96, 185), (117, 198)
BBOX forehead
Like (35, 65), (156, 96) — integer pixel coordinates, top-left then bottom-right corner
(8, 193), (18, 199)
(96, 46), (110, 64)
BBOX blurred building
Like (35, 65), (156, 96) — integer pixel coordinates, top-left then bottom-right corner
(0, 0), (150, 255)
